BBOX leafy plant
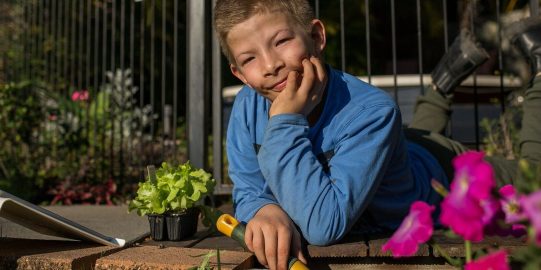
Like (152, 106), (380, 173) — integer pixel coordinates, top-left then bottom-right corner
(128, 162), (216, 216)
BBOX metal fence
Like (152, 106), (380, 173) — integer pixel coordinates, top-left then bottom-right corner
(2, 0), (540, 197)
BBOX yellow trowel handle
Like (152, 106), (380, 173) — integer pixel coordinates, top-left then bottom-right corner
(216, 213), (309, 270)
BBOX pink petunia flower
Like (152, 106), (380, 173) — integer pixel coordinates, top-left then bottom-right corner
(484, 203), (527, 238)
(464, 249), (510, 270)
(440, 188), (486, 241)
(499, 185), (527, 224)
(452, 151), (496, 201)
(71, 90), (89, 102)
(440, 151), (497, 242)
(481, 185), (527, 238)
(381, 201), (435, 257)
(520, 190), (541, 245)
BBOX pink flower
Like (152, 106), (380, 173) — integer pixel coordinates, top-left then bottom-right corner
(440, 151), (497, 242)
(520, 190), (541, 244)
(484, 204), (527, 238)
(464, 249), (510, 270)
(71, 90), (89, 101)
(381, 201), (435, 257)
(452, 151), (495, 201)
(440, 188), (486, 241)
(499, 185), (526, 224)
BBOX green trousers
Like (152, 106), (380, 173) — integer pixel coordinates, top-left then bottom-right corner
(406, 76), (541, 186)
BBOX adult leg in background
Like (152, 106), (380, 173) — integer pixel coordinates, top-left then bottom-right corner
(405, 29), (489, 179)
(485, 17), (541, 186)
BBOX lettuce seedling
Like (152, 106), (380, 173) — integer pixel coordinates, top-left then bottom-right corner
(128, 162), (216, 216)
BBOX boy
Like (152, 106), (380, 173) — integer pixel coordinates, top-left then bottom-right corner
(214, 0), (541, 269)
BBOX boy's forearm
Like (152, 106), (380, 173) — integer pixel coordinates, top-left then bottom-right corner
(258, 107), (402, 245)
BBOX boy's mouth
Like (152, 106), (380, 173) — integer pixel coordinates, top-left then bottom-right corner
(271, 78), (287, 91)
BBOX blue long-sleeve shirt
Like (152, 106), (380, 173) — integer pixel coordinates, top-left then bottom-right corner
(226, 67), (448, 245)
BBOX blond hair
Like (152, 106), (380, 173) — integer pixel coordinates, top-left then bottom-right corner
(214, 0), (315, 64)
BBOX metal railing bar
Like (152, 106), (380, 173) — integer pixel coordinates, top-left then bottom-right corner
(39, 0), (47, 82)
(110, 0), (117, 178)
(39, 0), (44, 82)
(54, 0), (61, 153)
(23, 1), (29, 80)
(46, 0), (51, 85)
(443, 0), (452, 138)
(86, 0), (92, 146)
(315, 0), (319, 19)
(161, 0), (167, 160)
(150, 0), (156, 139)
(129, 0), (135, 166)
(27, 0), (32, 80)
(59, 0), (65, 93)
(139, 0), (146, 176)
(120, 0), (126, 182)
(470, 0), (480, 149)
(339, 0), (345, 72)
(211, 0), (223, 189)
(78, 0), (83, 91)
(365, 0), (371, 83)
(531, 0), (539, 16)
(94, 0), (100, 162)
(443, 0), (448, 52)
(101, 0), (109, 180)
(173, 0), (179, 163)
(31, 0), (38, 80)
(416, 0), (424, 94)
(70, 0), (75, 91)
(391, 0), (398, 102)
(187, 0), (207, 170)
(496, 0), (505, 113)
(51, 0), (56, 87)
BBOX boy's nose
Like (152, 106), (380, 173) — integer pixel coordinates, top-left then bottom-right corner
(262, 53), (284, 77)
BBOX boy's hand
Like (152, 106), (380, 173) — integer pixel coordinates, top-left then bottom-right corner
(269, 56), (327, 118)
(245, 204), (307, 270)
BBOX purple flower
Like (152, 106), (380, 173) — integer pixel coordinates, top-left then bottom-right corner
(464, 249), (510, 270)
(382, 201), (435, 257)
(520, 190), (541, 244)
(440, 151), (497, 242)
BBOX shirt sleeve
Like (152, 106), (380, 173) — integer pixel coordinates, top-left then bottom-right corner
(226, 99), (278, 223)
(257, 104), (403, 245)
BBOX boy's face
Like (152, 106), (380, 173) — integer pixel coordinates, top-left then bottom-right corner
(227, 12), (326, 102)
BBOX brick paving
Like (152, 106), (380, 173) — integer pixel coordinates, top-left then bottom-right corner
(0, 204), (528, 269)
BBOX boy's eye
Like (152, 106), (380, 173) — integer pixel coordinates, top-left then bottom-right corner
(241, 57), (254, 66)
(276, 38), (290, 46)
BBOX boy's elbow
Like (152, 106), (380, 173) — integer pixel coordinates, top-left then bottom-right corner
(304, 233), (338, 246)
(302, 220), (346, 246)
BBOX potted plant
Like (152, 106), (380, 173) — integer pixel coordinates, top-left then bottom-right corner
(128, 162), (216, 241)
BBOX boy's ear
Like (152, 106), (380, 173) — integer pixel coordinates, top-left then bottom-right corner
(230, 64), (250, 86)
(310, 19), (326, 56)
